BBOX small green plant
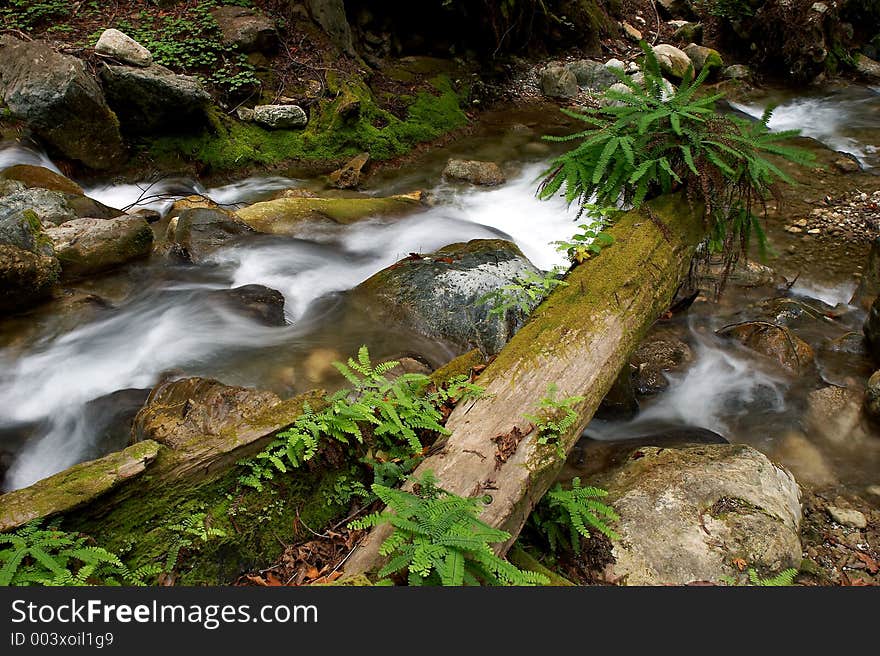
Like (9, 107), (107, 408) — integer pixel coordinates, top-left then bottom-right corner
(539, 42), (813, 269)
(435, 374), (487, 405)
(695, 0), (755, 19)
(720, 566), (799, 586)
(529, 478), (619, 554)
(349, 472), (548, 586)
(325, 473), (373, 507)
(479, 268), (569, 318)
(0, 0), (70, 31)
(164, 512), (227, 573)
(0, 520), (159, 586)
(554, 223), (616, 264)
(524, 385), (584, 456)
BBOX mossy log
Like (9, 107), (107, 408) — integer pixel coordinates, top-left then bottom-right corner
(343, 194), (705, 576)
(235, 191), (425, 234)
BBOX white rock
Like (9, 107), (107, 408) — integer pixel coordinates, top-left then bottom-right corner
(95, 29), (152, 67)
(826, 506), (867, 529)
(252, 105), (308, 129)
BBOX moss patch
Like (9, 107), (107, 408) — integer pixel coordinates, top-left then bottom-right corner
(147, 75), (468, 172)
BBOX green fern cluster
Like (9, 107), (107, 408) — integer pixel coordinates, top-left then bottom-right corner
(239, 347), (482, 491)
(164, 512), (227, 573)
(539, 41), (813, 267)
(529, 478), (619, 554)
(0, 520), (159, 587)
(479, 268), (569, 318)
(524, 385), (585, 456)
(349, 472), (548, 586)
(720, 566), (799, 586)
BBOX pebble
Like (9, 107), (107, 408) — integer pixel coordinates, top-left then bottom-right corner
(807, 228), (821, 234)
(867, 485), (880, 498)
(827, 505), (868, 529)
(785, 225), (803, 234)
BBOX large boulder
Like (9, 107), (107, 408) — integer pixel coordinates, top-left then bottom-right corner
(94, 29), (153, 67)
(631, 333), (693, 396)
(0, 187), (77, 226)
(100, 63), (211, 134)
(564, 59), (619, 91)
(593, 444), (802, 585)
(0, 37), (125, 169)
(720, 322), (814, 375)
(0, 165), (83, 195)
(539, 65), (578, 99)
(0, 197), (59, 309)
(652, 43), (694, 79)
(305, 0), (355, 56)
(442, 159), (506, 186)
(166, 208), (254, 263)
(252, 104), (308, 129)
(211, 6), (278, 53)
(45, 216), (154, 280)
(350, 239), (541, 354)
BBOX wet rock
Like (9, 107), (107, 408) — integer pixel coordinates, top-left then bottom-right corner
(564, 59), (618, 91)
(596, 364), (639, 420)
(682, 43), (723, 73)
(303, 348), (343, 384)
(132, 377), (280, 449)
(864, 370), (880, 421)
(805, 386), (864, 446)
(539, 65), (578, 99)
(235, 191), (423, 234)
(657, 0), (695, 19)
(0, 188), (76, 227)
(772, 431), (836, 487)
(210, 284), (286, 326)
(0, 165), (83, 195)
(167, 208), (254, 263)
(722, 64), (752, 80)
(305, 0), (355, 56)
(865, 294), (880, 362)
(631, 334), (693, 396)
(652, 44), (694, 79)
(45, 216), (153, 280)
(252, 104), (308, 129)
(720, 322), (814, 374)
(95, 29), (153, 67)
(0, 36), (125, 169)
(850, 237), (880, 310)
(328, 152), (370, 189)
(833, 154), (861, 173)
(0, 200), (54, 255)
(0, 244), (60, 312)
(210, 6), (278, 53)
(442, 159), (506, 186)
(855, 54), (880, 81)
(83, 388), (151, 457)
(351, 239), (541, 354)
(593, 444), (802, 586)
(826, 505), (867, 529)
(100, 63), (211, 134)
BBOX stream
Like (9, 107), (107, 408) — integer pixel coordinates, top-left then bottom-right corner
(1, 91), (880, 496)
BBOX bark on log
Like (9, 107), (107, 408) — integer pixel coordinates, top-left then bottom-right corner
(343, 194), (705, 576)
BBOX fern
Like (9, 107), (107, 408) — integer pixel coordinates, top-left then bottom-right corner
(479, 267), (569, 318)
(349, 472), (549, 586)
(164, 512), (226, 573)
(0, 520), (157, 587)
(524, 385), (585, 456)
(538, 41), (813, 275)
(529, 478), (619, 554)
(748, 567), (798, 586)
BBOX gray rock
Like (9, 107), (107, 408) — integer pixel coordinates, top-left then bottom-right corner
(631, 334), (693, 396)
(442, 159), (506, 186)
(100, 63), (211, 134)
(652, 44), (694, 79)
(305, 0), (355, 56)
(672, 22), (702, 44)
(539, 65), (578, 99)
(600, 82), (633, 107)
(211, 6), (278, 53)
(604, 58), (626, 73)
(594, 444), (802, 586)
(351, 239), (541, 354)
(252, 104), (308, 129)
(0, 188), (76, 229)
(329, 152), (370, 189)
(94, 29), (153, 67)
(45, 216), (153, 280)
(167, 208), (254, 263)
(236, 106), (254, 122)
(805, 386), (864, 446)
(210, 284), (286, 326)
(864, 370), (880, 422)
(722, 64), (752, 80)
(564, 60), (617, 92)
(656, 0), (695, 19)
(826, 505), (867, 529)
(0, 37), (125, 169)
(683, 43), (723, 72)
(855, 54), (880, 80)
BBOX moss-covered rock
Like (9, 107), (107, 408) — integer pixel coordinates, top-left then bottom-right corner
(235, 191), (424, 234)
(683, 43), (724, 73)
(46, 216), (154, 280)
(0, 164), (83, 195)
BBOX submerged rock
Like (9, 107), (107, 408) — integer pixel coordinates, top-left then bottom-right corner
(865, 295), (880, 362)
(593, 444), (802, 586)
(100, 63), (211, 134)
(442, 159), (506, 186)
(350, 239), (541, 354)
(210, 284), (287, 326)
(166, 208), (254, 263)
(95, 29), (153, 67)
(45, 216), (153, 280)
(805, 385), (864, 446)
(0, 36), (125, 169)
(630, 334), (693, 396)
(0, 244), (60, 312)
(864, 370), (880, 422)
(252, 104), (308, 129)
(0, 165), (83, 195)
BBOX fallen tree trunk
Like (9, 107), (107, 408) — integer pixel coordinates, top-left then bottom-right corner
(343, 194), (705, 577)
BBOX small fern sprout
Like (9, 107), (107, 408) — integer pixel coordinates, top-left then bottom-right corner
(524, 384), (585, 456)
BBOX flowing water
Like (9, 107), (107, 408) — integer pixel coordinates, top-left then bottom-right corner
(1, 89), (880, 494)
